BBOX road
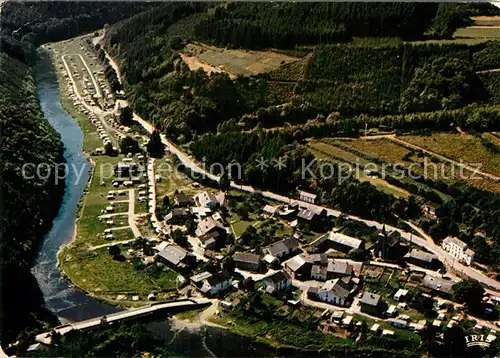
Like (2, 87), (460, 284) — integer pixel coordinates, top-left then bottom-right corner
(94, 38), (500, 292)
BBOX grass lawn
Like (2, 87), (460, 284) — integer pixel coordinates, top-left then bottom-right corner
(174, 307), (206, 322)
(76, 155), (125, 247)
(211, 310), (351, 350)
(60, 247), (160, 294)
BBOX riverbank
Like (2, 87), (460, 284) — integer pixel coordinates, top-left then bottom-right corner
(42, 38), (182, 307)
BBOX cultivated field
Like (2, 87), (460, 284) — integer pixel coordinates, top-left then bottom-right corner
(313, 135), (500, 196)
(401, 133), (500, 177)
(180, 43), (299, 77)
(454, 27), (500, 39)
(308, 140), (411, 199)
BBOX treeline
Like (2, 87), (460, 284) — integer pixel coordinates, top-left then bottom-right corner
(194, 2), (451, 49)
(1, 1), (157, 48)
(96, 45), (121, 93)
(102, 2), (500, 139)
(0, 49), (64, 344)
(26, 323), (177, 357)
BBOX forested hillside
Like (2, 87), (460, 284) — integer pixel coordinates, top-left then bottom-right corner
(1, 1), (157, 48)
(104, 2), (500, 141)
(0, 43), (64, 344)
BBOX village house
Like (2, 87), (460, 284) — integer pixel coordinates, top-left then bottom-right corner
(308, 253), (328, 266)
(174, 192), (192, 207)
(326, 260), (354, 279)
(263, 271), (292, 294)
(262, 205), (280, 217)
(298, 190), (317, 204)
(277, 205), (298, 220)
(405, 249), (441, 270)
(422, 274), (453, 298)
(265, 237), (300, 260)
(311, 265), (328, 281)
(315, 278), (351, 306)
(360, 291), (385, 316)
(233, 252), (262, 272)
(310, 276), (359, 307)
(296, 207), (314, 220)
(284, 255), (311, 280)
(328, 232), (363, 253)
(194, 191), (226, 209)
(164, 209), (190, 223)
(195, 216), (226, 249)
(310, 231), (363, 254)
(190, 271), (232, 296)
(156, 244), (196, 270)
(442, 236), (475, 266)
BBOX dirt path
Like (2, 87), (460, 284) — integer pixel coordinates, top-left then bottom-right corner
(128, 189), (142, 238)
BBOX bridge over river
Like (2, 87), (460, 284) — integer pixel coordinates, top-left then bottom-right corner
(35, 298), (211, 345)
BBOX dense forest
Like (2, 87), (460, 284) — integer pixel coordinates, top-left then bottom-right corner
(104, 2), (500, 142)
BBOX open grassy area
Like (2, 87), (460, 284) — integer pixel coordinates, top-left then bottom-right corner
(210, 309), (351, 350)
(454, 27), (500, 39)
(154, 156), (201, 200)
(309, 139), (411, 199)
(180, 42), (298, 77)
(60, 247), (159, 294)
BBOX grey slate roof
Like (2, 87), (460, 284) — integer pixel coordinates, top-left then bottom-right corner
(360, 291), (381, 306)
(327, 260), (354, 276)
(406, 249), (438, 263)
(267, 237), (300, 256)
(157, 244), (188, 266)
(233, 251), (261, 265)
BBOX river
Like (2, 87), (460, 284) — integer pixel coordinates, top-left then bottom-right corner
(30, 49), (281, 357)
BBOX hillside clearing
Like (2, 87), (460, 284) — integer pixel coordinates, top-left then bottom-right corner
(180, 43), (299, 77)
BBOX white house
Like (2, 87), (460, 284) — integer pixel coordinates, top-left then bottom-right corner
(316, 278), (351, 307)
(442, 236), (475, 266)
(263, 271), (292, 294)
(190, 271), (232, 296)
(298, 190), (317, 204)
